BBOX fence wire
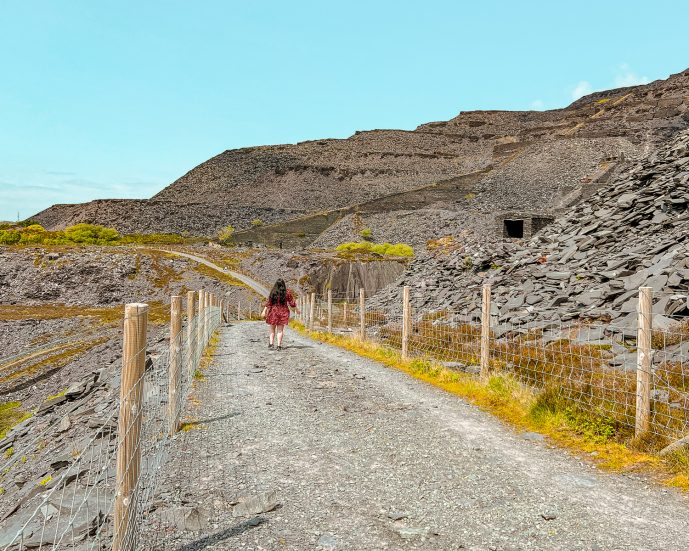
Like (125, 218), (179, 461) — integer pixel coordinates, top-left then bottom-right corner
(1, 303), (222, 551)
(303, 287), (689, 443)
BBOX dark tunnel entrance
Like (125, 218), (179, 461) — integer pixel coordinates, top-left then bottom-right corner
(503, 219), (524, 238)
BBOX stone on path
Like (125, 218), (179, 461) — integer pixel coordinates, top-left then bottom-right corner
(232, 490), (280, 518)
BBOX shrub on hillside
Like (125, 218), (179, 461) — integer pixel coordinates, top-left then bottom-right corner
(0, 223), (189, 247)
(0, 231), (21, 245)
(63, 224), (120, 244)
(359, 228), (372, 240)
(335, 241), (413, 257)
(218, 225), (235, 244)
(24, 224), (46, 232)
(251, 219), (264, 227)
(384, 243), (414, 257)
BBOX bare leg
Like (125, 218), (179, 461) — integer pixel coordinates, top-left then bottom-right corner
(269, 325), (276, 346)
(276, 324), (285, 347)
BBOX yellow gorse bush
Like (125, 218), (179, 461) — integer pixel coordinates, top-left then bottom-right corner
(0, 223), (186, 246)
(335, 241), (414, 257)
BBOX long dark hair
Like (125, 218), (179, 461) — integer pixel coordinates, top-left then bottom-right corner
(269, 278), (287, 306)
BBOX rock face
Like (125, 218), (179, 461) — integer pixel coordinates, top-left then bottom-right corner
(307, 258), (407, 297)
(32, 69), (689, 240)
(369, 128), (689, 326)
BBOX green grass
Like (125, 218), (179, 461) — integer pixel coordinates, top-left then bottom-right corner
(38, 475), (52, 486)
(179, 419), (205, 432)
(46, 389), (67, 401)
(193, 369), (205, 381)
(0, 402), (31, 440)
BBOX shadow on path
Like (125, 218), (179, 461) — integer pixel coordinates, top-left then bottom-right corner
(174, 517), (267, 551)
(197, 412), (241, 425)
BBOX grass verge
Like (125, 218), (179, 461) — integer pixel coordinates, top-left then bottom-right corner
(291, 321), (689, 491)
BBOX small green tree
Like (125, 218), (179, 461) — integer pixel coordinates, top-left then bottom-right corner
(218, 225), (235, 244)
(360, 228), (372, 240)
(251, 218), (263, 227)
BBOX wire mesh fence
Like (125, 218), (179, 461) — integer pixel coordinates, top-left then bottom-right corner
(301, 285), (689, 444)
(232, 296), (266, 321)
(3, 280), (687, 548)
(1, 294), (223, 551)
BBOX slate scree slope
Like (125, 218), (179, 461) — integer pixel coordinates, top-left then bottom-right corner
(33, 69), (689, 245)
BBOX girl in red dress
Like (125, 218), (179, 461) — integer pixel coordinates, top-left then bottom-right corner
(262, 278), (298, 350)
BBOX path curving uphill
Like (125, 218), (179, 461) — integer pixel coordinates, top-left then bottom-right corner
(154, 249), (270, 297)
(144, 322), (689, 550)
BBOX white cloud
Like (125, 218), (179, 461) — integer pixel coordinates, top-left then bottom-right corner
(571, 81), (593, 100)
(613, 63), (650, 87)
(530, 99), (545, 111)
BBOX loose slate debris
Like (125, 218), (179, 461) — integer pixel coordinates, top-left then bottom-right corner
(370, 129), (689, 335)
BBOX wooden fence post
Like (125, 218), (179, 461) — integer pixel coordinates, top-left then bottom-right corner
(198, 290), (205, 354)
(168, 296), (182, 435)
(327, 290), (333, 333)
(359, 288), (366, 340)
(343, 301), (348, 326)
(309, 292), (316, 331)
(114, 303), (148, 551)
(636, 286), (653, 437)
(204, 292), (211, 341)
(402, 286), (410, 359)
(186, 291), (196, 378)
(480, 284), (491, 379)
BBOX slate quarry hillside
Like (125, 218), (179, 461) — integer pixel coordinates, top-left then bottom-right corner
(370, 127), (689, 327)
(32, 69), (689, 242)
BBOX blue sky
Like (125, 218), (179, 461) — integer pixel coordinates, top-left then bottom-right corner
(1, 1), (688, 221)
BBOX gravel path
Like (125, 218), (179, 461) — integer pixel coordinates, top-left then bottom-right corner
(144, 322), (689, 551)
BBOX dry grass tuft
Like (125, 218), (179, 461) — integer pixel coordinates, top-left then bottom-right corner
(179, 419), (205, 432)
(0, 337), (109, 383)
(0, 402), (31, 439)
(0, 302), (169, 326)
(192, 263), (249, 289)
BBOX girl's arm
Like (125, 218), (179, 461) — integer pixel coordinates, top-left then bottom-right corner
(287, 291), (297, 308)
(288, 292), (300, 314)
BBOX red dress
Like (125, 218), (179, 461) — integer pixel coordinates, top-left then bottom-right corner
(265, 290), (296, 325)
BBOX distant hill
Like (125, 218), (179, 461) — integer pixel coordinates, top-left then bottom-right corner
(32, 68), (689, 244)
